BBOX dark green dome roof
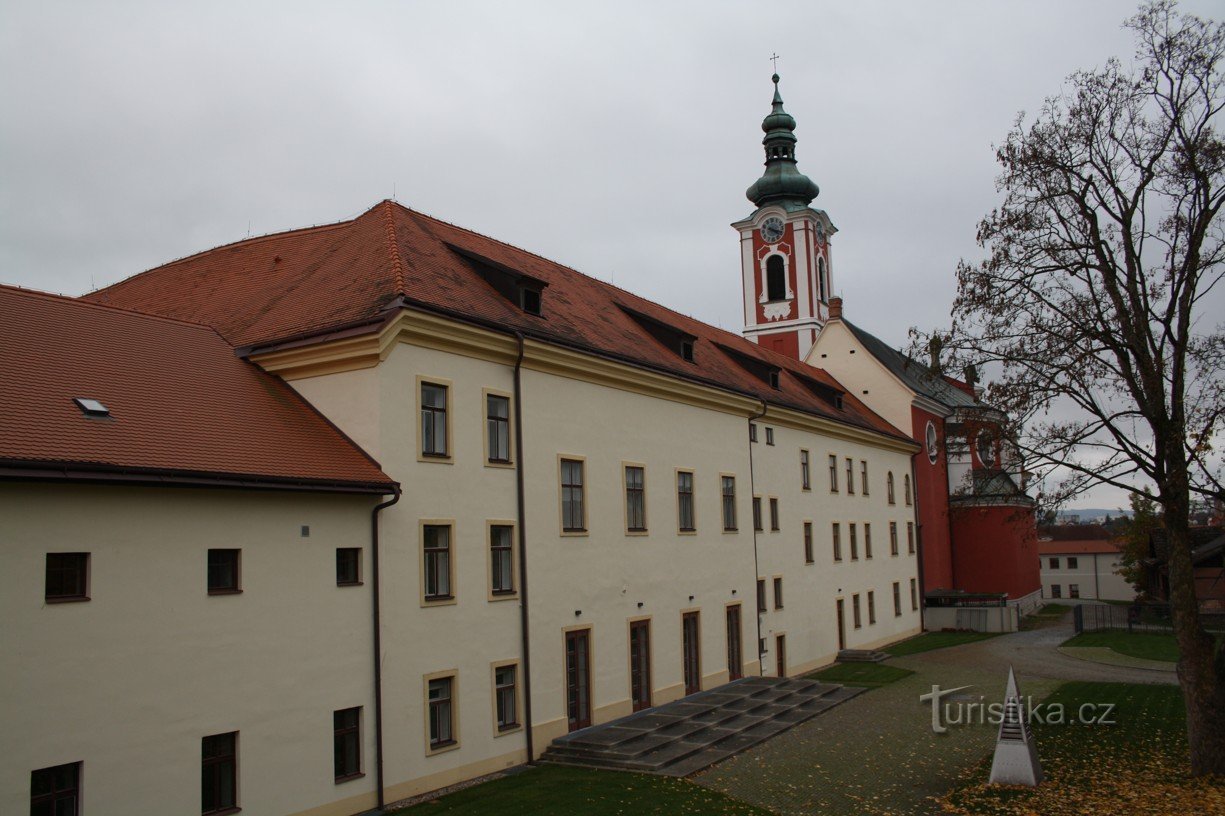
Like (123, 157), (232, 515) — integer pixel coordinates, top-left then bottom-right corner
(746, 74), (819, 208)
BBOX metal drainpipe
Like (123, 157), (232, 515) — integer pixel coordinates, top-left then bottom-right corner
(747, 398), (768, 675)
(910, 457), (927, 619)
(370, 487), (401, 811)
(513, 332), (535, 764)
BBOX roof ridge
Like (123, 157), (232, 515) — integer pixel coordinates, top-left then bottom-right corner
(2, 281), (223, 333)
(381, 199), (408, 294)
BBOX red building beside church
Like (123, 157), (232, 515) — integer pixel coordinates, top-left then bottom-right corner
(735, 74), (1042, 617)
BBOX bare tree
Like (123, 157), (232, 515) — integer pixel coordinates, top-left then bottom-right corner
(928, 1), (1224, 774)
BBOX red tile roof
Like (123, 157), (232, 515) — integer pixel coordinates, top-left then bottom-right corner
(1039, 524), (1113, 541)
(0, 285), (395, 492)
(1037, 540), (1122, 556)
(85, 201), (909, 442)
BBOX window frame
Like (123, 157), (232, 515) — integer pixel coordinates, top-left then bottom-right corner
(44, 552), (89, 603)
(800, 449), (811, 491)
(904, 473), (912, 505)
(417, 377), (453, 462)
(487, 521), (516, 600)
(889, 522), (899, 557)
(765, 427), (775, 446)
(30, 761), (81, 816)
(421, 521), (456, 606)
(845, 457), (855, 495)
(803, 521), (814, 564)
(867, 590), (876, 625)
(773, 576), (784, 610)
(864, 522), (873, 559)
(558, 456), (588, 535)
(852, 593), (862, 629)
(336, 547), (362, 587)
(849, 523), (859, 560)
(832, 522), (842, 562)
(1068, 557), (1079, 569)
(425, 671), (459, 754)
(207, 549), (241, 595)
(887, 471), (895, 504)
(910, 578), (918, 611)
(1049, 557), (1059, 570)
(676, 468), (696, 534)
(333, 707), (363, 783)
(768, 497), (780, 531)
(752, 496), (763, 532)
(907, 522), (916, 554)
(893, 581), (902, 617)
(483, 389), (513, 467)
(720, 474), (738, 532)
(749, 423), (758, 443)
(757, 578), (767, 613)
(202, 731), (239, 815)
(828, 454), (839, 492)
(491, 661), (522, 735)
(623, 463), (648, 535)
(860, 460), (869, 495)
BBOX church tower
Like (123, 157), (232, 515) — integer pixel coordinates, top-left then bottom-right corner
(734, 73), (836, 360)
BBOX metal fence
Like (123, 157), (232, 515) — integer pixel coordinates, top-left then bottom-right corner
(1074, 603), (1225, 634)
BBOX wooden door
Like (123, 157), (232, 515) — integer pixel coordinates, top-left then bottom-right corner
(629, 620), (652, 712)
(565, 629), (592, 731)
(726, 605), (743, 681)
(682, 612), (701, 695)
(836, 599), (846, 650)
(775, 633), (787, 678)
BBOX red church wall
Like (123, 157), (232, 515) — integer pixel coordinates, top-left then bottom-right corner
(760, 331), (799, 358)
(949, 504), (1041, 600)
(911, 406), (954, 592)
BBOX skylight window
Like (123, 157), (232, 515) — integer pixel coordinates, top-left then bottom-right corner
(73, 398), (110, 417)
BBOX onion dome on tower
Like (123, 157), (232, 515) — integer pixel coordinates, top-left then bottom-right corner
(745, 74), (820, 209)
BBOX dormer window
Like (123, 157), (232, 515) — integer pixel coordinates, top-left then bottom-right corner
(680, 340), (695, 362)
(616, 302), (697, 364)
(519, 285), (542, 316)
(768, 370), (780, 389)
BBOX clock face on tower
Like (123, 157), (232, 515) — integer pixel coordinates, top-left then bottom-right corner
(760, 217), (785, 243)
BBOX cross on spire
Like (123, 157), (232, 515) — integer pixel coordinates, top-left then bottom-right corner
(770, 52), (780, 72)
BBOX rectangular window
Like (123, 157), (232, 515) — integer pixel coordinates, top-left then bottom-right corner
(860, 461), (869, 495)
(887, 472), (895, 504)
(1068, 557), (1079, 569)
(893, 582), (902, 616)
(890, 522), (899, 556)
(202, 731), (238, 815)
(336, 548), (361, 586)
(625, 466), (646, 532)
(852, 593), (862, 629)
(769, 497), (779, 531)
(428, 677), (455, 747)
(334, 707), (361, 782)
(864, 523), (873, 559)
(752, 497), (763, 531)
(45, 553), (89, 602)
(561, 459), (586, 532)
(207, 549), (240, 594)
(803, 522), (814, 564)
(1069, 584), (1081, 599)
(832, 523), (842, 561)
(765, 427), (775, 445)
(868, 591), (876, 624)
(904, 474), (912, 505)
(757, 578), (766, 613)
(749, 423), (758, 442)
(495, 665), (518, 731)
(423, 525), (452, 601)
(846, 458), (855, 495)
(1049, 557), (1059, 569)
(907, 522), (915, 554)
(849, 523), (859, 560)
(1051, 584), (1062, 598)
(800, 450), (811, 490)
(421, 382), (449, 457)
(486, 394), (511, 463)
(677, 471), (695, 532)
(490, 525), (514, 595)
(30, 762), (80, 816)
(773, 577), (783, 610)
(910, 578), (918, 610)
(829, 454), (839, 492)
(721, 476), (737, 531)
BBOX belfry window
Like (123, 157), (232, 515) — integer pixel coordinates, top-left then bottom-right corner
(818, 257), (828, 302)
(766, 256), (787, 301)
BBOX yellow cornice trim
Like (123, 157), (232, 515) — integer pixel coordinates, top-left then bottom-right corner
(761, 406), (918, 454)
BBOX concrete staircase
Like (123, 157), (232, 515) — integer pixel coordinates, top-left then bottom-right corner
(836, 648), (890, 663)
(540, 676), (862, 777)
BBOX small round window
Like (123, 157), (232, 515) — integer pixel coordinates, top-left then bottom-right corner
(977, 431), (996, 467)
(925, 421), (939, 464)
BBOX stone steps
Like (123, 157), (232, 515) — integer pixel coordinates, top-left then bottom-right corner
(539, 677), (862, 776)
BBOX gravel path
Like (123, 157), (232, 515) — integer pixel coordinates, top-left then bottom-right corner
(694, 613), (1176, 816)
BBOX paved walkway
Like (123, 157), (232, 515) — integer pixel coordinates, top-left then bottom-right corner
(694, 615), (1176, 816)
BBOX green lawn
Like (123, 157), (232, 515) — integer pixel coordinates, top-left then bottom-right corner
(1032, 603), (1071, 616)
(1063, 631), (1180, 662)
(389, 764), (770, 815)
(882, 630), (1001, 656)
(807, 662), (914, 688)
(939, 682), (1225, 815)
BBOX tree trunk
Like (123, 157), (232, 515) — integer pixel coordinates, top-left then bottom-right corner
(1163, 496), (1225, 776)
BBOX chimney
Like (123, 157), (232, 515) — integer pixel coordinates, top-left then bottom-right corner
(928, 336), (943, 374)
(964, 363), (978, 390)
(828, 296), (843, 320)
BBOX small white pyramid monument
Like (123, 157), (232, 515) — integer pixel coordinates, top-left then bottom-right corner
(988, 666), (1043, 786)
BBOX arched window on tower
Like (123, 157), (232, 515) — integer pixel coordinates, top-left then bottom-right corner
(766, 255), (787, 302)
(818, 257), (828, 303)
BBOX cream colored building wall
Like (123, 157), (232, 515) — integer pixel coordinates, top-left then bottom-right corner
(808, 321), (919, 435)
(1040, 552), (1133, 601)
(0, 484), (380, 816)
(750, 418), (923, 675)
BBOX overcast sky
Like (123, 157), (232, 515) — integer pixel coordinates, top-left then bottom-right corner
(3, 0), (1218, 510)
